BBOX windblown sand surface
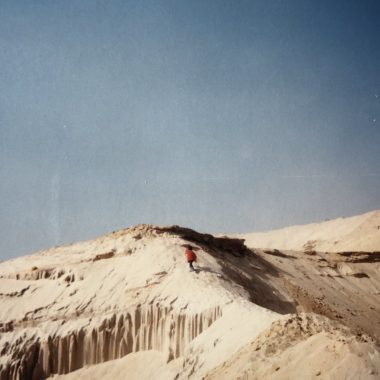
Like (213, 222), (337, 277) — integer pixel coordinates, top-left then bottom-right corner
(239, 209), (380, 253)
(0, 212), (379, 379)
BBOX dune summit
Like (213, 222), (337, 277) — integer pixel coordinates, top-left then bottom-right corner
(239, 209), (380, 253)
(0, 215), (380, 379)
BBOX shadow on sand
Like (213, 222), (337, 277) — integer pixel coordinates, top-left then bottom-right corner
(189, 244), (296, 314)
(156, 225), (296, 314)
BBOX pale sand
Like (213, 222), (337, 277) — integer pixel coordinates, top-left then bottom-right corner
(0, 217), (379, 379)
(238, 209), (380, 253)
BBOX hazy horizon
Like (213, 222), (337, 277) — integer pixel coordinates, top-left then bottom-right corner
(1, 0), (380, 259)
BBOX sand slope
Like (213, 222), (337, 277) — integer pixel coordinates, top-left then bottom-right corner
(238, 210), (380, 253)
(0, 221), (379, 379)
(206, 313), (380, 380)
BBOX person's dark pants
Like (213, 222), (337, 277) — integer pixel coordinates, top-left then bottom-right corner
(188, 260), (195, 270)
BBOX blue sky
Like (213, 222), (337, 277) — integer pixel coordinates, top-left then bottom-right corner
(1, 0), (379, 259)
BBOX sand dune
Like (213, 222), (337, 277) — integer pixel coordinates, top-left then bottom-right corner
(238, 209), (380, 253)
(0, 218), (379, 379)
(206, 313), (380, 380)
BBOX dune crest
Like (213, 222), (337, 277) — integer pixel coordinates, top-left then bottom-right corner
(1, 220), (380, 379)
(239, 209), (380, 253)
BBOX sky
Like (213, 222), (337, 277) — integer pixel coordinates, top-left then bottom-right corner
(1, 0), (380, 259)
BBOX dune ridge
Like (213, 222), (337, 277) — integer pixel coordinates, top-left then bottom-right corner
(238, 209), (380, 253)
(0, 218), (379, 379)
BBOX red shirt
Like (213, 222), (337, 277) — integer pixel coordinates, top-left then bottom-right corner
(185, 249), (197, 262)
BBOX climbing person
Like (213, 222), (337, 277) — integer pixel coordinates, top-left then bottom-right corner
(185, 245), (197, 272)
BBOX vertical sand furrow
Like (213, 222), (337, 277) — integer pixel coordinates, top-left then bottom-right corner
(0, 304), (222, 379)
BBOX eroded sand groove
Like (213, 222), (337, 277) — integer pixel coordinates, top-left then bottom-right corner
(0, 304), (222, 380)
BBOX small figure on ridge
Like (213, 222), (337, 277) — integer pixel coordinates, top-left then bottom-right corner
(185, 245), (197, 272)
